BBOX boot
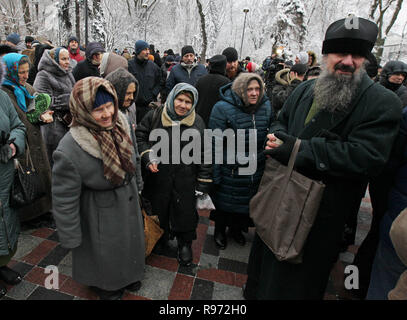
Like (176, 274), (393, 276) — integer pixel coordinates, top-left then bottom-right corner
(0, 266), (22, 285)
(214, 225), (227, 250)
(230, 228), (246, 246)
(0, 282), (6, 299)
(177, 240), (193, 266)
(90, 286), (124, 300)
(125, 281), (142, 292)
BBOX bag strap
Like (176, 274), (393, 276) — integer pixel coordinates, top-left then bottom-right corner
(287, 139), (301, 173)
(24, 139), (35, 172)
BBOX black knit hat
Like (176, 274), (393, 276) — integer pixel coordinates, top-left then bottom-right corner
(209, 55), (227, 75)
(68, 36), (79, 45)
(222, 47), (238, 62)
(25, 36), (34, 43)
(181, 45), (194, 57)
(290, 63), (308, 76)
(322, 17), (378, 58)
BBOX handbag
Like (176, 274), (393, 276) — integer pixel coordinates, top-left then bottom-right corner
(139, 196), (164, 257)
(249, 139), (326, 264)
(9, 142), (46, 208)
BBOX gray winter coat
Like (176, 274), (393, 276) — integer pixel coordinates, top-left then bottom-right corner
(1, 84), (52, 221)
(33, 49), (76, 165)
(0, 90), (26, 256)
(52, 112), (145, 291)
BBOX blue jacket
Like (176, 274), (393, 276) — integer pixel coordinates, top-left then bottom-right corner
(166, 63), (207, 94)
(208, 83), (273, 214)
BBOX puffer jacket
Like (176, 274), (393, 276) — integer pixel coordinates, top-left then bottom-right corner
(209, 75), (273, 214)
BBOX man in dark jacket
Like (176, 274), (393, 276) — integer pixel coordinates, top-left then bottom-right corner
(150, 44), (162, 68)
(222, 47), (246, 82)
(128, 40), (162, 124)
(244, 17), (402, 300)
(72, 42), (105, 81)
(195, 55), (230, 126)
(165, 45), (207, 95)
(380, 60), (407, 106)
(271, 63), (307, 117)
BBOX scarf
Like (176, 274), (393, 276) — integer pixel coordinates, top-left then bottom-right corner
(2, 53), (35, 112)
(165, 82), (198, 122)
(70, 77), (136, 186)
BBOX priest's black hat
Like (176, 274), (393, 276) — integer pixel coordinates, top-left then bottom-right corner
(322, 17), (378, 58)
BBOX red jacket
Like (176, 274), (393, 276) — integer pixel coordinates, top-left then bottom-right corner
(69, 48), (85, 63)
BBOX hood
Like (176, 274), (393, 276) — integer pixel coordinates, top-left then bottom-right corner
(105, 67), (139, 110)
(307, 51), (317, 67)
(275, 68), (292, 85)
(380, 60), (407, 91)
(231, 73), (265, 108)
(219, 74), (267, 112)
(85, 42), (105, 60)
(37, 49), (72, 76)
(165, 82), (198, 121)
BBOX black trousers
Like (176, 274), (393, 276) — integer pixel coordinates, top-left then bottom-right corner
(210, 209), (253, 233)
(351, 174), (394, 299)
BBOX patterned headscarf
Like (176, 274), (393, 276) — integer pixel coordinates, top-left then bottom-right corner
(2, 53), (35, 112)
(69, 77), (136, 186)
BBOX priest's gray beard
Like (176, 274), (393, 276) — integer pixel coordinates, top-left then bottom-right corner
(313, 63), (365, 113)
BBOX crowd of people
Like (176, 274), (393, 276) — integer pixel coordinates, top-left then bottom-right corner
(1, 15), (407, 301)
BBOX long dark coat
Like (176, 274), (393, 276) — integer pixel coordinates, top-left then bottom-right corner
(51, 112), (145, 291)
(0, 90), (26, 256)
(136, 106), (212, 239)
(72, 59), (100, 82)
(246, 73), (402, 300)
(195, 72), (230, 126)
(33, 49), (76, 166)
(1, 84), (52, 221)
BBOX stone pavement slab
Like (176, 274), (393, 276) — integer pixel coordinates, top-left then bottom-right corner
(0, 195), (373, 301)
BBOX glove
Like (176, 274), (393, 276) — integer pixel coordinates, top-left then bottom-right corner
(263, 132), (296, 166)
(0, 144), (12, 163)
(0, 131), (10, 145)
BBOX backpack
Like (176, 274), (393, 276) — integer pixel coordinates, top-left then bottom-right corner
(262, 56), (272, 71)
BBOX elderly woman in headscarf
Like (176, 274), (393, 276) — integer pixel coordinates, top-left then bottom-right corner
(33, 47), (76, 167)
(105, 67), (139, 130)
(51, 77), (145, 300)
(1, 53), (53, 222)
(136, 83), (212, 267)
(0, 57), (26, 298)
(208, 73), (273, 250)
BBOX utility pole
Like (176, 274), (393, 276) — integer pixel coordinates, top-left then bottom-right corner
(85, 0), (88, 46)
(239, 8), (249, 60)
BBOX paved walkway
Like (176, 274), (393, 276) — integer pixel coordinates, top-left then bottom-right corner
(0, 195), (372, 300)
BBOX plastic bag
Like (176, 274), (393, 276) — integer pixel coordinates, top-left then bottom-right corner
(196, 193), (216, 211)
